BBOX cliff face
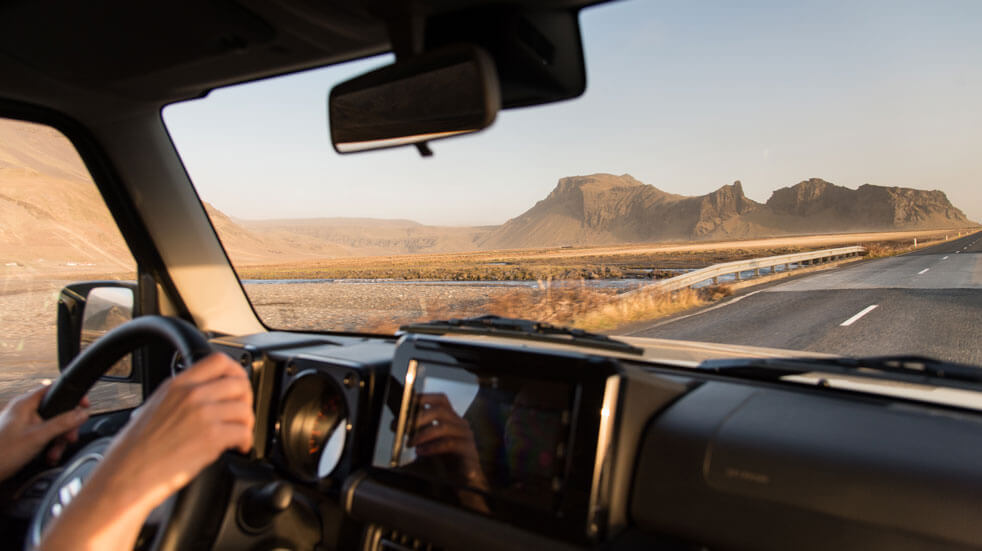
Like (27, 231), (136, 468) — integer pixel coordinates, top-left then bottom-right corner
(690, 180), (762, 237)
(478, 174), (768, 248)
(480, 174), (765, 248)
(762, 178), (972, 232)
(481, 174), (974, 248)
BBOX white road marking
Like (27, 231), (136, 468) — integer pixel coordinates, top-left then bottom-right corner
(840, 304), (878, 327)
(627, 290), (764, 332)
(943, 256), (949, 260)
(917, 268), (930, 275)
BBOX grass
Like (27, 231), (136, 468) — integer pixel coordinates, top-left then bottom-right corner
(238, 246), (816, 282)
(488, 281), (734, 332)
(360, 280), (735, 334)
(859, 235), (950, 258)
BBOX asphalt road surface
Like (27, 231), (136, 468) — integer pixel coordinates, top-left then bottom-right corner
(628, 231), (982, 366)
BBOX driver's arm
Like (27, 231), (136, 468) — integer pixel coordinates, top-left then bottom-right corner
(39, 353), (254, 551)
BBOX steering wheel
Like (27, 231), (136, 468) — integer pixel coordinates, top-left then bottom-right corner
(27, 316), (222, 551)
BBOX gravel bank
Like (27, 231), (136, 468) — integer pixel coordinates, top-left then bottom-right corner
(244, 281), (532, 331)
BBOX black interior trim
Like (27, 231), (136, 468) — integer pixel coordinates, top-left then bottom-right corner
(345, 473), (582, 551)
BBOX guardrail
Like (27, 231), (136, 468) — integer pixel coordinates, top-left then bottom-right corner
(632, 246), (866, 294)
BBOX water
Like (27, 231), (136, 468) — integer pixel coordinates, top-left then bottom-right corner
(242, 278), (647, 290)
(243, 262), (802, 291)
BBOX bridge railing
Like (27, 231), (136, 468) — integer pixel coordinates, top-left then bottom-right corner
(631, 246), (867, 294)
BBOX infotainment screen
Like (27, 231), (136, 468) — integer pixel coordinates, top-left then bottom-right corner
(372, 335), (621, 542)
(388, 361), (575, 512)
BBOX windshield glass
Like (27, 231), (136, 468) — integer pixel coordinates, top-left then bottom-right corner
(163, 0), (982, 366)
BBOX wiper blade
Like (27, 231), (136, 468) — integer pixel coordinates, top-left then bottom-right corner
(400, 315), (643, 355)
(699, 354), (982, 391)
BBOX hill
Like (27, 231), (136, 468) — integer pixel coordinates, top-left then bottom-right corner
(241, 218), (493, 257)
(0, 120), (133, 273)
(480, 174), (973, 248)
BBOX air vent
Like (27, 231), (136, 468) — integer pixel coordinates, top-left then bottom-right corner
(365, 524), (440, 551)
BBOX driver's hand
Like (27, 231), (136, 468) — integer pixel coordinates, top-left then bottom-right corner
(101, 352), (255, 507)
(410, 393), (489, 503)
(40, 352), (254, 551)
(0, 384), (89, 481)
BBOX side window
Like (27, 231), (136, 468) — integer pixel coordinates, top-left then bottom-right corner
(0, 117), (141, 412)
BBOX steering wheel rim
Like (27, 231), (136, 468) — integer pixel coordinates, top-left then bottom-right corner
(38, 315), (212, 419)
(29, 315), (219, 551)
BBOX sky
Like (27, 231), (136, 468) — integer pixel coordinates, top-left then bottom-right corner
(163, 0), (982, 226)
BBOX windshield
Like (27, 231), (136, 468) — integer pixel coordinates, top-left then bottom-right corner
(163, 0), (982, 366)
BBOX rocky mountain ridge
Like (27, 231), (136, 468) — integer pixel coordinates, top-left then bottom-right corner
(479, 174), (973, 248)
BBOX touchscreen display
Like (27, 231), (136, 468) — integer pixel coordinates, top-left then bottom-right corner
(389, 361), (574, 512)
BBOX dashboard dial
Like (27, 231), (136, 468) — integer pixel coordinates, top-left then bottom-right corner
(279, 373), (349, 480)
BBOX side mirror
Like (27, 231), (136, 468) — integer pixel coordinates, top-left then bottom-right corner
(329, 45), (500, 154)
(57, 281), (138, 380)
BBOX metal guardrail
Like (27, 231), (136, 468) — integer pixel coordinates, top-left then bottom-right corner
(631, 246), (866, 294)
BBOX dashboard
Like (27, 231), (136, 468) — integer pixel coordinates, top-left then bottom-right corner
(158, 330), (982, 550)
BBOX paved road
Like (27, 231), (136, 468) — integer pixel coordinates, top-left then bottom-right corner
(627, 231), (982, 365)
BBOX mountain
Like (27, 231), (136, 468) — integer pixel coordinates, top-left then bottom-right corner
(481, 174), (974, 248)
(242, 218), (493, 256)
(0, 120), (134, 272)
(202, 204), (363, 263)
(479, 174), (765, 248)
(750, 178), (974, 233)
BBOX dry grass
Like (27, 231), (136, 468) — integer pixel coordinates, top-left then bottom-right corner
(358, 279), (737, 334)
(238, 246), (818, 282)
(568, 288), (709, 331)
(859, 235), (951, 258)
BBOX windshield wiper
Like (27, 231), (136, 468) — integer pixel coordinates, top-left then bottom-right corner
(400, 315), (643, 355)
(698, 354), (982, 391)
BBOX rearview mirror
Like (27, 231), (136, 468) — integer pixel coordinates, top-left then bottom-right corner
(57, 281), (137, 379)
(329, 45), (501, 154)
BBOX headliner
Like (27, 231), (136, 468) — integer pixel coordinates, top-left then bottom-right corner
(0, 0), (606, 112)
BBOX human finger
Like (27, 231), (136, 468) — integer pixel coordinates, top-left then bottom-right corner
(36, 407), (89, 443)
(206, 419), (254, 455)
(175, 353), (246, 386)
(198, 400), (255, 430)
(12, 384), (52, 413)
(413, 404), (467, 430)
(47, 438), (69, 465)
(415, 393), (453, 411)
(411, 420), (471, 447)
(416, 437), (473, 457)
(182, 375), (254, 408)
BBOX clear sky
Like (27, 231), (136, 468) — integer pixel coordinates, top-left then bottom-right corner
(164, 0), (982, 226)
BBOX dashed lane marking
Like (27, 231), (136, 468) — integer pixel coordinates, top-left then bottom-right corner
(840, 304), (879, 327)
(917, 268), (930, 275)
